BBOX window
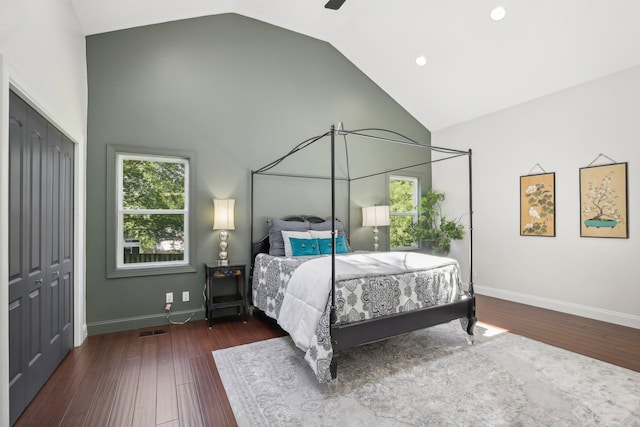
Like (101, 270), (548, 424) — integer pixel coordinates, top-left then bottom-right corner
(389, 175), (419, 249)
(107, 146), (196, 277)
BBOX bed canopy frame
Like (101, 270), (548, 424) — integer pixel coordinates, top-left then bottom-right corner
(250, 124), (475, 378)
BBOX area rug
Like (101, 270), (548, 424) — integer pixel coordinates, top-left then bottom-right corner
(213, 321), (640, 426)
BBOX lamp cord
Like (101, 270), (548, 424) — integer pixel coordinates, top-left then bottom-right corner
(165, 283), (206, 325)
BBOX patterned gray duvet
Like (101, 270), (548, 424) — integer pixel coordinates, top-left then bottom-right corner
(252, 251), (465, 382)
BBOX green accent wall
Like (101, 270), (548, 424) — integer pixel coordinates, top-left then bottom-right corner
(86, 13), (431, 334)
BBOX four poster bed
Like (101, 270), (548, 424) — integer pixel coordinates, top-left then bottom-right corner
(249, 125), (476, 382)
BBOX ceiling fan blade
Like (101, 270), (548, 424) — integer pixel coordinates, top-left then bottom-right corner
(325, 0), (347, 10)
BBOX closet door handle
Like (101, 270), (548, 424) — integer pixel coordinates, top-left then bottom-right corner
(53, 271), (59, 277)
(35, 278), (43, 284)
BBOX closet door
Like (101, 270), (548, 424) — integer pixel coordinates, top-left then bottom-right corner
(8, 91), (74, 424)
(8, 92), (49, 422)
(45, 124), (74, 371)
(60, 133), (74, 353)
(8, 90), (29, 424)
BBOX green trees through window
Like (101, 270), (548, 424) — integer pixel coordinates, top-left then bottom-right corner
(118, 154), (189, 265)
(389, 176), (418, 248)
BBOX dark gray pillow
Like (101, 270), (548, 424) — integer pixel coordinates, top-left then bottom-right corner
(267, 218), (311, 256)
(309, 218), (346, 236)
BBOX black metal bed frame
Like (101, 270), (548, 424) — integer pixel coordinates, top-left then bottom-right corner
(250, 124), (476, 379)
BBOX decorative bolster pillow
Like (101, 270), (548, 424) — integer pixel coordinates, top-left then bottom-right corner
(318, 235), (349, 254)
(289, 237), (320, 257)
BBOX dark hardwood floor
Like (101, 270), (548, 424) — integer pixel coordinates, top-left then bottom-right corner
(15, 295), (639, 426)
(477, 295), (640, 372)
(15, 314), (286, 427)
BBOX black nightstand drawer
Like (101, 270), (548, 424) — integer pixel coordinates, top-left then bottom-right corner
(212, 267), (243, 278)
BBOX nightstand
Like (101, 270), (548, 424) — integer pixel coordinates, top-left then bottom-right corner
(205, 263), (247, 327)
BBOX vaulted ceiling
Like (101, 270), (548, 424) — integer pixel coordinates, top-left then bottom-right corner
(70, 0), (640, 131)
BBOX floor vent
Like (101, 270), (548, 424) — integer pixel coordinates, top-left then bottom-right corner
(139, 328), (167, 338)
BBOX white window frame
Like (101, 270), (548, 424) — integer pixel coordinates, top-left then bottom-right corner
(389, 175), (419, 250)
(106, 145), (197, 278)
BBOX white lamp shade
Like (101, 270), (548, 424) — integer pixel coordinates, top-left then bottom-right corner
(362, 205), (390, 227)
(213, 199), (235, 230)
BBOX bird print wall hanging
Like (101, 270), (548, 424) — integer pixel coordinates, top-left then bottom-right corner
(520, 171), (556, 237)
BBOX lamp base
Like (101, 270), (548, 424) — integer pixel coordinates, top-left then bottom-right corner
(218, 231), (230, 266)
(373, 226), (380, 251)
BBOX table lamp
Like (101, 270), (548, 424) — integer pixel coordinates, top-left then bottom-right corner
(213, 199), (235, 265)
(362, 205), (390, 251)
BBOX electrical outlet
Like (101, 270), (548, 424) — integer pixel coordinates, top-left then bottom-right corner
(165, 292), (173, 304)
(182, 291), (189, 302)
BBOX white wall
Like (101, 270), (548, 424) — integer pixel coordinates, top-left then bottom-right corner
(0, 0), (87, 424)
(433, 66), (640, 329)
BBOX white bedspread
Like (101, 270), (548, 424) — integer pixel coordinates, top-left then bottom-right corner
(278, 251), (458, 351)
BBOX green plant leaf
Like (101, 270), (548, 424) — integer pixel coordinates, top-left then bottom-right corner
(410, 189), (464, 255)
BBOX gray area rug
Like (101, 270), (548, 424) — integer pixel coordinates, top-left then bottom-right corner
(213, 321), (640, 426)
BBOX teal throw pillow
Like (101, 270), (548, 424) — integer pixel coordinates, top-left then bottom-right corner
(289, 237), (320, 256)
(318, 236), (349, 254)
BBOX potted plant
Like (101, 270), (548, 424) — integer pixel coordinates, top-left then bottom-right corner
(411, 189), (464, 255)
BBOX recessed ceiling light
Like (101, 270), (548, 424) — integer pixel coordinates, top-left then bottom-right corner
(415, 55), (427, 66)
(490, 6), (506, 21)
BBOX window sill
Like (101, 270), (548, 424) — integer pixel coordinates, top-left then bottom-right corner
(107, 263), (197, 279)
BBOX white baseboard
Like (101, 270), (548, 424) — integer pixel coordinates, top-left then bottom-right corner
(79, 323), (88, 345)
(475, 285), (640, 330)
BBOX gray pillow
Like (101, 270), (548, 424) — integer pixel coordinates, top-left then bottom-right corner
(267, 218), (311, 256)
(309, 218), (346, 236)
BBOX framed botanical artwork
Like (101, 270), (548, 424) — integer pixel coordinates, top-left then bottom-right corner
(520, 172), (555, 237)
(579, 162), (628, 238)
